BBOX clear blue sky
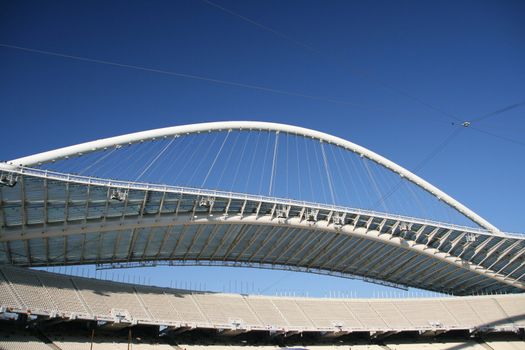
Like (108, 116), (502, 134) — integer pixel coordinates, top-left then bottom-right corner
(1, 0), (524, 297)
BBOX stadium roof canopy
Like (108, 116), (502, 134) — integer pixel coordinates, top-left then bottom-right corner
(0, 121), (524, 295)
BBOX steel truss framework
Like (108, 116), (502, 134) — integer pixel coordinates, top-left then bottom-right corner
(0, 167), (524, 295)
(0, 121), (524, 296)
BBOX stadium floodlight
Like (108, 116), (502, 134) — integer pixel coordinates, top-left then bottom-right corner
(399, 222), (410, 233)
(466, 233), (477, 243)
(429, 320), (443, 328)
(276, 205), (289, 219)
(0, 173), (17, 187)
(199, 196), (215, 207)
(306, 209), (318, 223)
(332, 212), (345, 228)
(231, 319), (242, 326)
(110, 189), (128, 202)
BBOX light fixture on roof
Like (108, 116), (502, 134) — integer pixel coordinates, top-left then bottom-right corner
(399, 222), (410, 233)
(231, 319), (243, 327)
(110, 189), (128, 202)
(332, 212), (345, 228)
(332, 321), (344, 329)
(276, 205), (289, 219)
(0, 173), (17, 187)
(306, 209), (318, 223)
(199, 196), (215, 207)
(465, 233), (477, 243)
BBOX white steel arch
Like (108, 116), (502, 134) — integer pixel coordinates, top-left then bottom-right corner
(5, 121), (500, 233)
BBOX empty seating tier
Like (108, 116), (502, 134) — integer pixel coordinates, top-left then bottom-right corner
(0, 265), (524, 334)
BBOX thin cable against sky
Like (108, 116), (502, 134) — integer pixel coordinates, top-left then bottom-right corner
(0, 43), (385, 112)
(453, 100), (525, 147)
(372, 98), (525, 210)
(371, 126), (464, 210)
(469, 126), (525, 148)
(470, 100), (525, 123)
(201, 0), (317, 53)
(201, 0), (462, 123)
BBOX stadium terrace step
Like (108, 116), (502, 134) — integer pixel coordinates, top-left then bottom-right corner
(0, 265), (524, 336)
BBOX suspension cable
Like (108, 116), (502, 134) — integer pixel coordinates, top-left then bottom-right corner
(303, 136), (315, 201)
(269, 131), (280, 196)
(187, 132), (221, 185)
(294, 134), (302, 200)
(329, 144), (351, 206)
(257, 132), (272, 195)
(202, 131), (231, 188)
(362, 157), (388, 213)
(244, 131), (261, 193)
(135, 136), (177, 181)
(311, 138), (328, 204)
(320, 142), (336, 204)
(217, 131), (240, 188)
(230, 131), (250, 191)
(78, 147), (118, 175)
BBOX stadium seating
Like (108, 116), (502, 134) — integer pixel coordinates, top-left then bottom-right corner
(243, 295), (288, 328)
(0, 265), (524, 336)
(38, 272), (89, 317)
(178, 346), (386, 350)
(0, 324), (523, 350)
(386, 342), (487, 350)
(483, 340), (525, 350)
(1, 266), (56, 313)
(385, 340), (525, 349)
(0, 328), (53, 350)
(0, 271), (22, 310)
(177, 344), (525, 350)
(46, 333), (176, 350)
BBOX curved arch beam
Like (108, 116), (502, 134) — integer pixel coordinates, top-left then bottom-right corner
(6, 121), (499, 232)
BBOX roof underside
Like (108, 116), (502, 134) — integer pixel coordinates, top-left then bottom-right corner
(0, 170), (524, 296)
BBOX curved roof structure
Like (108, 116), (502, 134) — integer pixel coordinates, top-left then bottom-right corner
(4, 121), (500, 232)
(0, 121), (524, 295)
